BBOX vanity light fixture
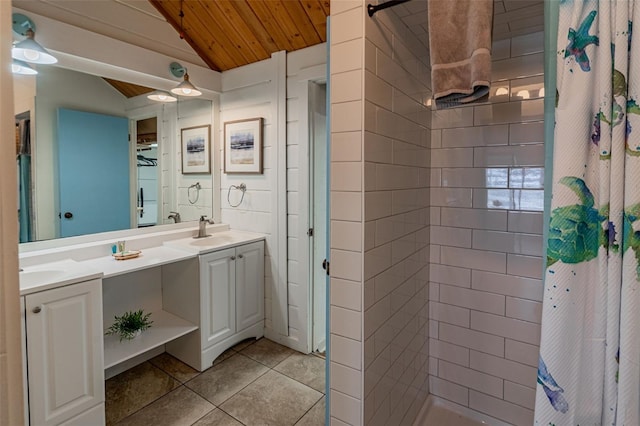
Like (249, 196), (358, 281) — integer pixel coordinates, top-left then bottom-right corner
(12, 59), (37, 75)
(147, 90), (177, 102)
(12, 14), (58, 65)
(169, 62), (201, 97)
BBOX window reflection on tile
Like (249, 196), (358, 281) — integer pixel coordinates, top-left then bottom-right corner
(485, 168), (509, 188)
(481, 189), (544, 211)
(509, 168), (544, 188)
(483, 189), (513, 209)
(514, 190), (544, 211)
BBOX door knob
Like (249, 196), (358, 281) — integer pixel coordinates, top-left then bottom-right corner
(238, 254), (244, 259)
(32, 306), (42, 314)
(230, 256), (236, 260)
(63, 212), (73, 219)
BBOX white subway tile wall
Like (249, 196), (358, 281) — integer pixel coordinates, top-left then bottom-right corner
(331, 2), (544, 423)
(330, 3), (366, 425)
(361, 3), (431, 426)
(429, 33), (544, 425)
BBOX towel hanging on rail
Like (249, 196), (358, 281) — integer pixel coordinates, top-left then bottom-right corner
(428, 0), (493, 109)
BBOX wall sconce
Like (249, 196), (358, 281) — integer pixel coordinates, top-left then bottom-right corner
(12, 13), (57, 65)
(147, 90), (177, 102)
(169, 62), (202, 97)
(12, 59), (37, 75)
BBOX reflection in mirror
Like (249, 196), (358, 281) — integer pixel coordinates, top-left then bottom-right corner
(136, 117), (159, 227)
(13, 65), (214, 243)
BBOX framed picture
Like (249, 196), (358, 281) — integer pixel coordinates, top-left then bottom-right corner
(224, 118), (263, 174)
(181, 124), (211, 174)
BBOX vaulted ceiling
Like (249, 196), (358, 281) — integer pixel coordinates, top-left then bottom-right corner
(149, 0), (329, 72)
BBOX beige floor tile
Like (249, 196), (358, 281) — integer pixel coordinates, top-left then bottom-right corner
(240, 338), (296, 368)
(274, 352), (326, 393)
(149, 352), (200, 383)
(186, 353), (268, 405)
(106, 362), (180, 425)
(295, 396), (326, 426)
(220, 370), (323, 426)
(192, 408), (244, 426)
(115, 386), (213, 426)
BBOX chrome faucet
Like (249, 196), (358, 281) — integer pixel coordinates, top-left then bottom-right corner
(168, 211), (181, 223)
(196, 215), (215, 238)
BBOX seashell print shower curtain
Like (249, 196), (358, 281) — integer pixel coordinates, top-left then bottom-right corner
(535, 1), (640, 424)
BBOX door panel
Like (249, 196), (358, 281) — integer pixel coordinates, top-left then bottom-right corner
(58, 108), (129, 237)
(236, 242), (265, 332)
(200, 249), (236, 348)
(25, 279), (104, 426)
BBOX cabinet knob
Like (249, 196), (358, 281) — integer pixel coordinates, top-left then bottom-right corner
(238, 254), (244, 259)
(32, 306), (42, 314)
(230, 256), (236, 261)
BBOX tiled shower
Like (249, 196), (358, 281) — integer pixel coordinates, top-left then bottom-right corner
(329, 2), (544, 425)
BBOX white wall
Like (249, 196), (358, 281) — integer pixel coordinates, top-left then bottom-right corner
(34, 66), (127, 240)
(286, 44), (327, 351)
(13, 74), (35, 116)
(174, 99), (217, 222)
(219, 54), (289, 345)
(427, 32), (544, 426)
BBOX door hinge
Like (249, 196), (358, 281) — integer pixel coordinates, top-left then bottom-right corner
(307, 228), (314, 237)
(322, 259), (330, 276)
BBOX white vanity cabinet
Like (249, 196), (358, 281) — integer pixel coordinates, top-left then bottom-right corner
(24, 279), (105, 426)
(197, 240), (264, 368)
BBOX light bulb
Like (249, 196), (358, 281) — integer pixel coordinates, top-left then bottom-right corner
(516, 90), (530, 99)
(23, 49), (40, 61)
(495, 87), (509, 96)
(539, 88), (545, 97)
(182, 88), (192, 95)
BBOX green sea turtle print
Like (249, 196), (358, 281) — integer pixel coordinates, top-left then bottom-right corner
(547, 177), (608, 267)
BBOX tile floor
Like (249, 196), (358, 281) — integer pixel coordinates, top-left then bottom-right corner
(106, 338), (326, 426)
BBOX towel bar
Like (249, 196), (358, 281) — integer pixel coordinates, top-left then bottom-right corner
(367, 0), (412, 17)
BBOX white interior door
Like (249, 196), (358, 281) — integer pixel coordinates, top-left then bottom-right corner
(310, 82), (327, 353)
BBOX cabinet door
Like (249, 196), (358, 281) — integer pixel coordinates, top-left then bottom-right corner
(200, 248), (236, 348)
(25, 279), (104, 426)
(236, 241), (265, 332)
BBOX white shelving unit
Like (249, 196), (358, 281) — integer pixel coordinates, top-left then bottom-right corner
(103, 310), (198, 369)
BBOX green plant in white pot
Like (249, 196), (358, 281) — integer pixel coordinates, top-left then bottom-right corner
(106, 309), (153, 341)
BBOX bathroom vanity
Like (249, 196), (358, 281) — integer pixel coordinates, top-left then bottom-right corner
(18, 225), (265, 426)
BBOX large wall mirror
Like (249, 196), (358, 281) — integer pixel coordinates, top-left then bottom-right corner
(14, 65), (215, 243)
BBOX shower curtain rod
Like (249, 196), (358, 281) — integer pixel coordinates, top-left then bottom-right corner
(367, 0), (412, 17)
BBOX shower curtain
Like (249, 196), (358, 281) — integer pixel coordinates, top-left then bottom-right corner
(535, 1), (640, 424)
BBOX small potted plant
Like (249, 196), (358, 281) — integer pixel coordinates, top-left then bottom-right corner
(106, 309), (153, 341)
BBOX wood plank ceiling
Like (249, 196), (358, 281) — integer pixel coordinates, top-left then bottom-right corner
(149, 0), (330, 72)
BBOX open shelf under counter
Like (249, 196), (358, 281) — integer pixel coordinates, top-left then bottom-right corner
(103, 309), (198, 369)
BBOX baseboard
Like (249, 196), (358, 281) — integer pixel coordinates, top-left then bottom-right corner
(413, 395), (511, 426)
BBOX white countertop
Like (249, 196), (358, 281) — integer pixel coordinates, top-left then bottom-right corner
(163, 230), (266, 254)
(19, 259), (103, 296)
(19, 228), (267, 296)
